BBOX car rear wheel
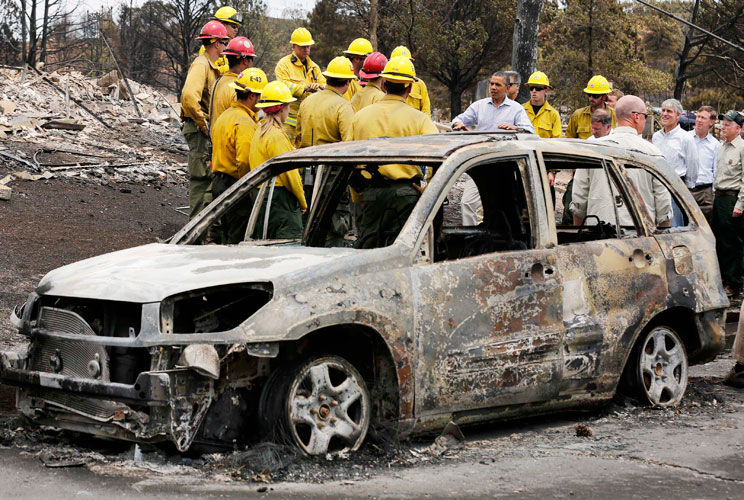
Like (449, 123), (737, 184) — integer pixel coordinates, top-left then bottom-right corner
(260, 355), (371, 455)
(627, 326), (688, 406)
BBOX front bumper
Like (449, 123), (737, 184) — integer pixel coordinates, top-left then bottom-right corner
(0, 351), (213, 451)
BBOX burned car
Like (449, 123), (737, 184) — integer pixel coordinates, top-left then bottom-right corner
(0, 132), (728, 456)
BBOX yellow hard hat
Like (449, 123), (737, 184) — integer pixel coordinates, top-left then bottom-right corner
(290, 27), (315, 46)
(390, 45), (414, 61)
(230, 68), (268, 94)
(212, 6), (242, 25)
(344, 38), (373, 56)
(380, 56), (417, 83)
(256, 80), (297, 108)
(526, 71), (551, 88)
(583, 75), (611, 94)
(322, 56), (356, 79)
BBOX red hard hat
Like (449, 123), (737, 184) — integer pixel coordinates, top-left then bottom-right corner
(360, 52), (388, 80)
(197, 20), (228, 40)
(222, 36), (255, 57)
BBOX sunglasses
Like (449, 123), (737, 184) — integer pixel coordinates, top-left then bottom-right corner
(506, 82), (520, 87)
(632, 111), (648, 118)
(529, 86), (547, 92)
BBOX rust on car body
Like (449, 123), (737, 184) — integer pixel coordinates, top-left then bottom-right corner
(0, 132), (728, 453)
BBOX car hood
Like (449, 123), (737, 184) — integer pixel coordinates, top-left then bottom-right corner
(36, 243), (360, 303)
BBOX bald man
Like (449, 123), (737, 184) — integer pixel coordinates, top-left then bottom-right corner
(572, 95), (672, 227)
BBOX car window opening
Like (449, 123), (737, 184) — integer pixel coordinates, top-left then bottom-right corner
(432, 160), (533, 262)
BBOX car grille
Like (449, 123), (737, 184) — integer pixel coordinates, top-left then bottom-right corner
(28, 307), (121, 419)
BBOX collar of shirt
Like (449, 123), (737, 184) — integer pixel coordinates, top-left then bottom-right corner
(204, 55), (220, 71)
(488, 96), (514, 109)
(326, 86), (345, 97)
(659, 124), (682, 137)
(382, 94), (407, 103)
(610, 126), (639, 136)
(233, 102), (258, 120)
(690, 129), (716, 143)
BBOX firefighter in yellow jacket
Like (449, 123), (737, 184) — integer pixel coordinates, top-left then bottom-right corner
(342, 38), (373, 102)
(274, 28), (326, 143)
(296, 57), (357, 245)
(198, 6), (242, 74)
(351, 52), (387, 112)
(390, 46), (431, 116)
(249, 81), (307, 239)
(522, 71), (561, 138)
(210, 68), (267, 243)
(181, 20), (228, 220)
(209, 36), (255, 139)
(352, 56), (438, 248)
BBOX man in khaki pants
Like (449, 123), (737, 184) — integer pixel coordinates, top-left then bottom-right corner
(725, 306), (744, 387)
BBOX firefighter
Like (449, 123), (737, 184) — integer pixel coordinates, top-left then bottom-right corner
(351, 56), (438, 248)
(390, 45), (431, 116)
(180, 20), (228, 220)
(274, 27), (326, 143)
(249, 81), (307, 239)
(210, 68), (267, 244)
(350, 52), (387, 112)
(198, 6), (242, 74)
(209, 36), (255, 138)
(565, 75), (617, 139)
(523, 71), (561, 138)
(296, 56), (355, 148)
(342, 38), (373, 101)
(295, 56), (356, 246)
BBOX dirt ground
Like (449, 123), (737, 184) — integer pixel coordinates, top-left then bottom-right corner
(0, 157), (188, 349)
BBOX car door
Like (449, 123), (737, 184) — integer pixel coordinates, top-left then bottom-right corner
(411, 155), (565, 416)
(544, 154), (669, 396)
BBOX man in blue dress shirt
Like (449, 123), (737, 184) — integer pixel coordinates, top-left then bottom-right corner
(689, 105), (718, 222)
(452, 71), (535, 133)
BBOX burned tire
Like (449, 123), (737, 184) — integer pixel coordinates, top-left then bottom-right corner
(259, 355), (371, 456)
(625, 326), (688, 406)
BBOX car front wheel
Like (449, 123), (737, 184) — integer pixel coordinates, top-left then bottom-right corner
(261, 355), (371, 455)
(628, 326), (688, 406)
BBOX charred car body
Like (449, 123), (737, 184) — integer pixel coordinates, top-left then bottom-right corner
(0, 132), (728, 455)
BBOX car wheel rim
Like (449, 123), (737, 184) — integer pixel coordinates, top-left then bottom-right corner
(286, 357), (370, 455)
(639, 327), (688, 406)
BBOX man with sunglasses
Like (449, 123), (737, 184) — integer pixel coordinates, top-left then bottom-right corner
(565, 75), (617, 139)
(504, 70), (521, 102)
(522, 71), (561, 138)
(572, 95), (671, 228)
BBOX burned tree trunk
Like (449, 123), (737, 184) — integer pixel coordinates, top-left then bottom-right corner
(511, 0), (544, 103)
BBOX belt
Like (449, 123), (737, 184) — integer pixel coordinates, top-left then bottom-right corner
(715, 189), (739, 197)
(691, 183), (712, 191)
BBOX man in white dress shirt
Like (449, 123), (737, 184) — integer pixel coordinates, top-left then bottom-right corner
(652, 98), (699, 226)
(571, 95), (672, 228)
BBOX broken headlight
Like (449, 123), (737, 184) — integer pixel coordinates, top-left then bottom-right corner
(160, 283), (273, 334)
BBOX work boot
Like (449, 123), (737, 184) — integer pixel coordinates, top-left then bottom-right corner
(723, 363), (744, 388)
